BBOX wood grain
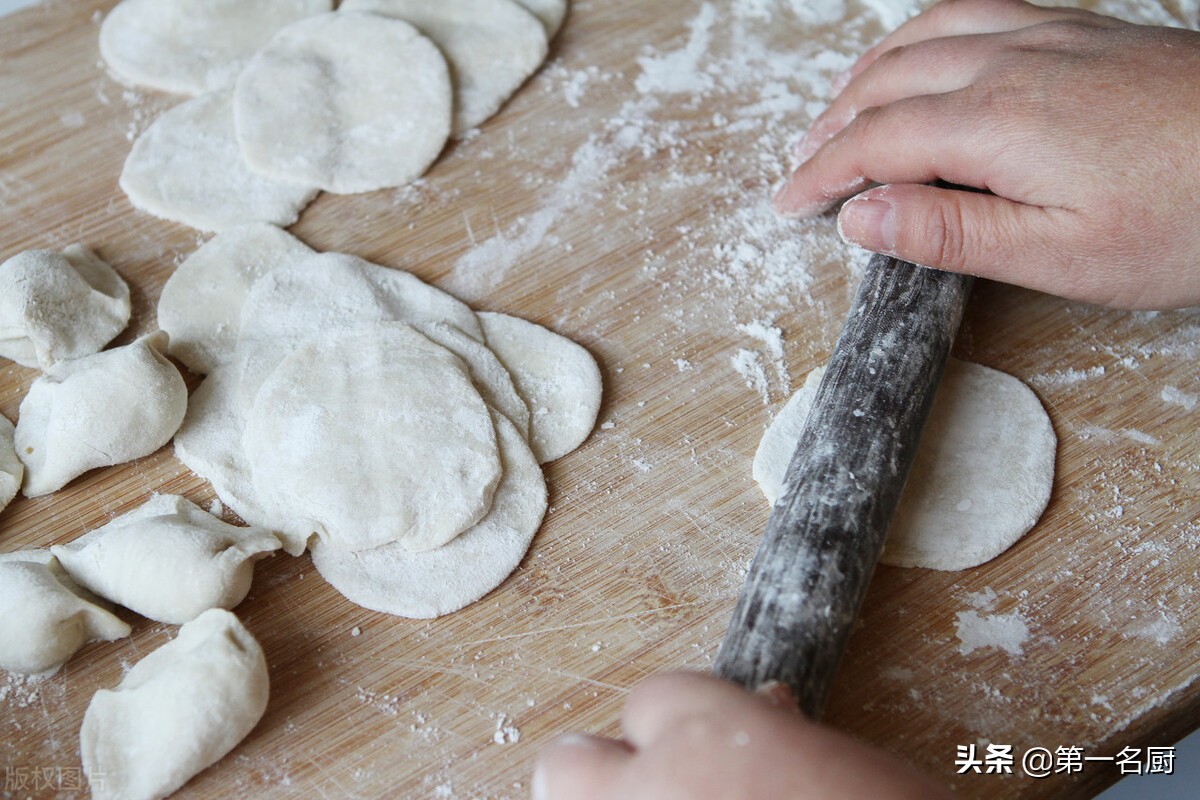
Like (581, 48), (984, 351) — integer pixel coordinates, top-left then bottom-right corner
(2, 2), (1199, 799)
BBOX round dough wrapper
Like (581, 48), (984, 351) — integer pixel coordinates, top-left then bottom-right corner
(120, 90), (319, 233)
(51, 494), (281, 625)
(233, 252), (483, 410)
(512, 0), (568, 36)
(0, 550), (131, 675)
(16, 332), (188, 497)
(340, 0), (548, 136)
(175, 368), (308, 555)
(311, 410), (546, 619)
(81, 609), (269, 800)
(243, 324), (502, 553)
(99, 0), (333, 95)
(755, 360), (1056, 571)
(1, 414), (22, 513)
(158, 224), (315, 374)
(233, 12), (452, 194)
(0, 245), (130, 370)
(478, 311), (601, 463)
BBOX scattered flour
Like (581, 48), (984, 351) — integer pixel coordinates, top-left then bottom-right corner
(955, 609), (1031, 657)
(1161, 384), (1198, 410)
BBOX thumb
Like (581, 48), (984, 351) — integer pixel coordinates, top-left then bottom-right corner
(836, 184), (1067, 288)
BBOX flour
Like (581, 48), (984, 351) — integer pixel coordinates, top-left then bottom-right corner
(1161, 384), (1198, 410)
(955, 609), (1031, 657)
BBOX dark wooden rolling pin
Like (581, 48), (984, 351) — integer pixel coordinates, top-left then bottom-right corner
(713, 252), (973, 717)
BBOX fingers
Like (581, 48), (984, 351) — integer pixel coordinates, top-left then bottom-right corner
(533, 734), (632, 800)
(797, 32), (1002, 162)
(621, 672), (799, 749)
(777, 89), (995, 218)
(836, 183), (1079, 294)
(840, 0), (1092, 91)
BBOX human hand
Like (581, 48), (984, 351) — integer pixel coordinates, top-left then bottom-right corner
(774, 0), (1200, 309)
(532, 672), (955, 800)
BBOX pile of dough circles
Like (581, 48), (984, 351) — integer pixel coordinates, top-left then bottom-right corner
(106, 0), (567, 229)
(755, 360), (1056, 571)
(167, 223), (602, 618)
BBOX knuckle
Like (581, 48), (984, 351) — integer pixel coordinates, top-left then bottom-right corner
(921, 201), (969, 268)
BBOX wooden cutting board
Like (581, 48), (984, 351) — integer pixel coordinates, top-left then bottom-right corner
(3, 1), (1199, 798)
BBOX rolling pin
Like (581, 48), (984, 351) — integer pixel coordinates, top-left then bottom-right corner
(713, 252), (973, 717)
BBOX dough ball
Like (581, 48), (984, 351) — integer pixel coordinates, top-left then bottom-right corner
(243, 324), (502, 553)
(311, 410), (546, 618)
(120, 90), (319, 233)
(755, 360), (1057, 571)
(233, 11), (452, 194)
(0, 245), (130, 370)
(0, 550), (130, 675)
(511, 0), (568, 37)
(99, 0), (333, 95)
(158, 224), (315, 374)
(81, 609), (269, 800)
(51, 494), (281, 625)
(16, 332), (188, 497)
(478, 311), (601, 463)
(340, 0), (549, 136)
(0, 414), (22, 513)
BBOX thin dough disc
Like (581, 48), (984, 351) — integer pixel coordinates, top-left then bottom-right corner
(755, 360), (1056, 571)
(340, 0), (549, 136)
(99, 0), (332, 95)
(232, 252), (483, 410)
(120, 91), (319, 233)
(233, 12), (452, 194)
(158, 224), (315, 374)
(479, 311), (601, 463)
(311, 410), (546, 619)
(242, 324), (501, 553)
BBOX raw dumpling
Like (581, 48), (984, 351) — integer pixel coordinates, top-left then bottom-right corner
(511, 0), (568, 37)
(0, 414), (21, 513)
(754, 360), (1056, 571)
(81, 609), (269, 800)
(120, 90), (319, 233)
(157, 224), (315, 374)
(478, 311), (601, 463)
(0, 550), (130, 675)
(0, 245), (130, 370)
(233, 12), (452, 194)
(16, 332), (188, 497)
(311, 410), (546, 618)
(99, 0), (333, 95)
(242, 324), (501, 553)
(340, 0), (549, 136)
(51, 494), (282, 625)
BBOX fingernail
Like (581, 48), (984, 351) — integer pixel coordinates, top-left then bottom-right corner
(838, 197), (895, 252)
(754, 680), (801, 712)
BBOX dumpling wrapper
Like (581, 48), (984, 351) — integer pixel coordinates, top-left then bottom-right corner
(120, 90), (319, 233)
(243, 323), (501, 553)
(232, 252), (483, 410)
(0, 550), (130, 675)
(81, 609), (269, 800)
(99, 0), (333, 95)
(233, 12), (452, 194)
(16, 332), (188, 497)
(157, 224), (315, 374)
(52, 494), (281, 625)
(340, 0), (548, 136)
(311, 410), (546, 619)
(0, 245), (130, 370)
(0, 414), (22, 513)
(754, 360), (1056, 571)
(478, 311), (601, 463)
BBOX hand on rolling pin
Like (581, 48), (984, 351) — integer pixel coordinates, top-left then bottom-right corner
(774, 0), (1200, 310)
(531, 672), (954, 800)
